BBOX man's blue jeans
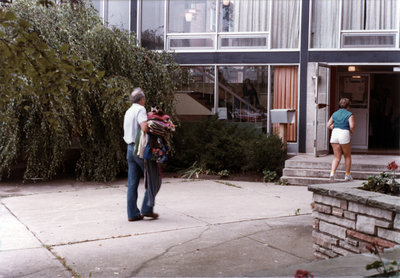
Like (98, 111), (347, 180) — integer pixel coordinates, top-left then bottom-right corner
(126, 144), (153, 219)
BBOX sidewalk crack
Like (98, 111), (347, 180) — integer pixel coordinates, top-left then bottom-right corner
(129, 225), (211, 277)
(1, 201), (80, 277)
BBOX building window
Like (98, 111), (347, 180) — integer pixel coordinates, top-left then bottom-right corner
(140, 0), (300, 51)
(166, 0), (216, 50)
(270, 0), (300, 49)
(90, 0), (130, 31)
(271, 66), (298, 142)
(217, 66), (269, 127)
(141, 0), (164, 50)
(107, 0), (130, 30)
(341, 0), (397, 48)
(91, 0), (104, 18)
(311, 0), (399, 49)
(169, 37), (214, 49)
(175, 66), (215, 122)
(168, 0), (216, 33)
(342, 0), (397, 31)
(218, 0), (269, 33)
(311, 0), (340, 48)
(174, 64), (299, 141)
(217, 0), (270, 48)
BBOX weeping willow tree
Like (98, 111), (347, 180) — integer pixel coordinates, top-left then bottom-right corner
(0, 0), (182, 182)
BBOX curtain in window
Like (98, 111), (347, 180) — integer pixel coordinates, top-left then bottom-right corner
(273, 66), (298, 142)
(342, 0), (397, 30)
(342, 0), (364, 30)
(366, 0), (397, 30)
(311, 0), (340, 48)
(231, 0), (270, 32)
(271, 0), (300, 49)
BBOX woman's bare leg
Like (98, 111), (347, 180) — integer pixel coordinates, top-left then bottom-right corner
(331, 143), (342, 173)
(341, 143), (352, 174)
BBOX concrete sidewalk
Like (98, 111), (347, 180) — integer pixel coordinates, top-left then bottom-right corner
(0, 178), (314, 277)
(0, 178), (389, 277)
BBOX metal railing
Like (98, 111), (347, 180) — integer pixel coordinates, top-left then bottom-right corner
(178, 68), (266, 123)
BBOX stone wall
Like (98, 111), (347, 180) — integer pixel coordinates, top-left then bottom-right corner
(309, 182), (400, 259)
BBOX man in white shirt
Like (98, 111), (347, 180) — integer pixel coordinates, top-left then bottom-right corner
(123, 88), (158, 221)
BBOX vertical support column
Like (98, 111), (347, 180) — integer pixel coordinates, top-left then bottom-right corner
(267, 65), (271, 134)
(164, 0), (168, 51)
(299, 0), (310, 153)
(131, 0), (138, 36)
(214, 65), (219, 115)
(104, 0), (109, 27)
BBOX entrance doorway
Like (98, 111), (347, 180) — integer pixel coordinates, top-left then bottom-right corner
(338, 74), (369, 149)
(369, 73), (400, 152)
(333, 66), (400, 154)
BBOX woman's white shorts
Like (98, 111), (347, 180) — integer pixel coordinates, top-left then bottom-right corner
(330, 128), (351, 145)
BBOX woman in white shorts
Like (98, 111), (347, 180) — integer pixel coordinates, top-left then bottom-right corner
(327, 98), (355, 182)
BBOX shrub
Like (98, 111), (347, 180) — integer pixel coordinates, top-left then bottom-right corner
(218, 170), (230, 178)
(0, 0), (182, 182)
(0, 6), (103, 180)
(243, 130), (287, 175)
(362, 161), (400, 195)
(263, 170), (277, 182)
(169, 116), (287, 175)
(362, 172), (399, 195)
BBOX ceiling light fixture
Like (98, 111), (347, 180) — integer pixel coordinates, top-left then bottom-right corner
(185, 12), (193, 22)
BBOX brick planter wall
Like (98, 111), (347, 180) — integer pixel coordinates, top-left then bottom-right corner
(308, 182), (400, 260)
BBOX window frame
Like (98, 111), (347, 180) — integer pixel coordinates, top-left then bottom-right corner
(138, 0), (301, 52)
(309, 0), (400, 50)
(176, 63), (300, 145)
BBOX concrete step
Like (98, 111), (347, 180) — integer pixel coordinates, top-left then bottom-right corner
(282, 168), (381, 180)
(280, 176), (349, 186)
(281, 154), (399, 186)
(284, 160), (387, 172)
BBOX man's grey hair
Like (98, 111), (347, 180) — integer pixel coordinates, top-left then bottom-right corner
(129, 87), (145, 103)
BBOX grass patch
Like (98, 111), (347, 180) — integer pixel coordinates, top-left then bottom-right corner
(214, 180), (242, 189)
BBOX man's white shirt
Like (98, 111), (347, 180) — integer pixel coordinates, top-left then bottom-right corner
(123, 103), (147, 144)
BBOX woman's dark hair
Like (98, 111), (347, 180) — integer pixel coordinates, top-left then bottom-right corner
(339, 98), (351, 108)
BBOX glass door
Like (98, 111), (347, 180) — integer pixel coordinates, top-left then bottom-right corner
(313, 64), (330, 157)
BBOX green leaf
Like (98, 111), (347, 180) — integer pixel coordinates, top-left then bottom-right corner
(0, 0), (181, 182)
(97, 71), (105, 79)
(38, 42), (49, 51)
(4, 11), (17, 21)
(18, 19), (30, 29)
(60, 44), (69, 53)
